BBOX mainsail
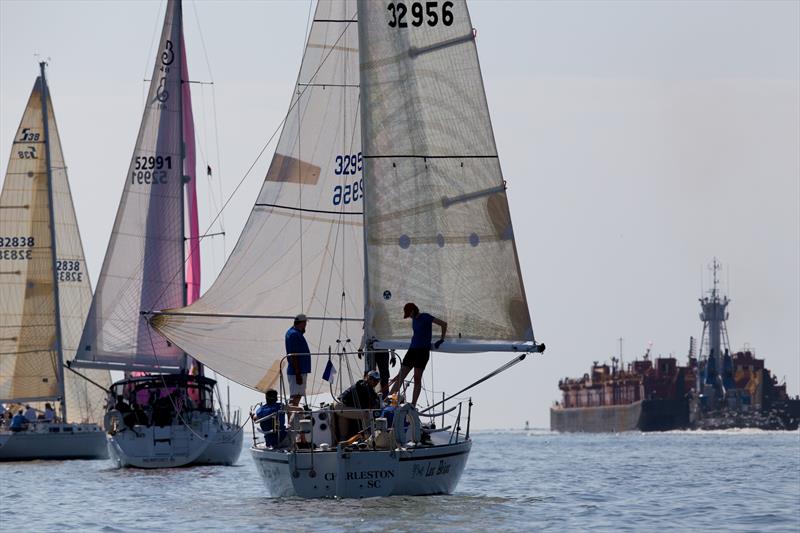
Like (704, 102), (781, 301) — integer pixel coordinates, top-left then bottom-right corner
(76, 0), (188, 372)
(154, 0), (363, 390)
(0, 71), (110, 423)
(358, 0), (535, 351)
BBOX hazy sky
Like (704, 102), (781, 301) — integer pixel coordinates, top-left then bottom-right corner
(1, 0), (798, 429)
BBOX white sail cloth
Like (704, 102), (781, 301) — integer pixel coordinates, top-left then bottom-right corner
(357, 0), (535, 350)
(0, 77), (110, 423)
(154, 0), (363, 391)
(76, 0), (187, 371)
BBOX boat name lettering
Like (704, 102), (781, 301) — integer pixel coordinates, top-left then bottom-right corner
(322, 469), (395, 482)
(411, 459), (451, 478)
(388, 1), (455, 29)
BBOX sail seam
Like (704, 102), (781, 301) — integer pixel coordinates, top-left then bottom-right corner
(254, 203), (363, 216)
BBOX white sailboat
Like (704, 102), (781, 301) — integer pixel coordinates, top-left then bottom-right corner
(150, 0), (542, 496)
(0, 63), (111, 461)
(70, 0), (242, 468)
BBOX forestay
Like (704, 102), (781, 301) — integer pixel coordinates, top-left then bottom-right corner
(154, 0), (364, 391)
(77, 0), (187, 371)
(0, 76), (110, 422)
(358, 0), (536, 351)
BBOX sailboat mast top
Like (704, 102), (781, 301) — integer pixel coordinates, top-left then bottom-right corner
(38, 61), (68, 422)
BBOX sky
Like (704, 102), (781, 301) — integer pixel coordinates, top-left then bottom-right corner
(1, 0), (798, 429)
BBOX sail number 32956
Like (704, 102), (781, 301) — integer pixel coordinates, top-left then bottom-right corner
(388, 1), (454, 28)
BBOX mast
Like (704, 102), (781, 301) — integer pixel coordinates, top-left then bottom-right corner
(39, 61), (68, 422)
(177, 0), (188, 373)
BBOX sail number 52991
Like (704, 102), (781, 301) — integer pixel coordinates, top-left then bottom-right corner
(388, 1), (454, 28)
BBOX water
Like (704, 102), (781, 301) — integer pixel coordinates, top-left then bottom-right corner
(1, 430), (798, 532)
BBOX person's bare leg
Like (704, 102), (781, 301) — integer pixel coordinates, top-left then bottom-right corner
(411, 367), (424, 407)
(390, 366), (411, 395)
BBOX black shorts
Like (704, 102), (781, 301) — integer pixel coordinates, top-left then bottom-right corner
(402, 347), (430, 370)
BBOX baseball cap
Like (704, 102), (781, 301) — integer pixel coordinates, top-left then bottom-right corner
(403, 302), (418, 318)
(367, 370), (380, 381)
(294, 313), (307, 323)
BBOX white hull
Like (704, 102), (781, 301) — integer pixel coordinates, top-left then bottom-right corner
(251, 440), (471, 498)
(0, 423), (108, 461)
(107, 419), (243, 469)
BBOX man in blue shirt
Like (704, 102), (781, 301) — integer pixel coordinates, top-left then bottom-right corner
(389, 302), (448, 407)
(285, 314), (311, 406)
(9, 410), (28, 432)
(254, 389), (286, 447)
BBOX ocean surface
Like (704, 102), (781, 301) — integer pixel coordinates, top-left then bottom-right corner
(1, 429), (798, 532)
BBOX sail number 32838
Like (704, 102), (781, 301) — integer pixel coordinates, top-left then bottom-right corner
(388, 1), (454, 28)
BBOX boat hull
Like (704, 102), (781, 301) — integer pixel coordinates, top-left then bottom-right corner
(550, 399), (690, 432)
(251, 440), (472, 498)
(107, 421), (243, 469)
(0, 423), (108, 461)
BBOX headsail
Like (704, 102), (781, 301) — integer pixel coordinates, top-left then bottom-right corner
(0, 74), (110, 422)
(153, 0), (363, 390)
(76, 0), (187, 371)
(357, 0), (536, 352)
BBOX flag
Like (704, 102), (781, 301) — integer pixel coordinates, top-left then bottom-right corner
(322, 360), (337, 383)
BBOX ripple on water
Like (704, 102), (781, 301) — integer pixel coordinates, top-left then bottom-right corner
(1, 431), (798, 532)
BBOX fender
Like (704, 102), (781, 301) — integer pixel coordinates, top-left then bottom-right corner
(392, 404), (421, 444)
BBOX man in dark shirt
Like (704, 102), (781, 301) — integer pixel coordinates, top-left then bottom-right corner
(389, 302), (447, 407)
(285, 314), (311, 407)
(339, 371), (382, 410)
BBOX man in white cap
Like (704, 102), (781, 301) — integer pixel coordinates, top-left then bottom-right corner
(285, 314), (311, 407)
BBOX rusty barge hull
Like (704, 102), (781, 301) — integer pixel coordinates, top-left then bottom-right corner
(550, 399), (690, 433)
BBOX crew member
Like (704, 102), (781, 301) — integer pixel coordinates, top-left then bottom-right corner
(389, 302), (447, 407)
(23, 404), (37, 422)
(285, 314), (311, 407)
(43, 403), (55, 422)
(340, 371), (382, 410)
(9, 410), (27, 432)
(362, 339), (395, 400)
(254, 389), (286, 447)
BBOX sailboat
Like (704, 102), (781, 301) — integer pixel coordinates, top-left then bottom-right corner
(70, 0), (242, 468)
(150, 0), (543, 496)
(0, 63), (111, 461)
